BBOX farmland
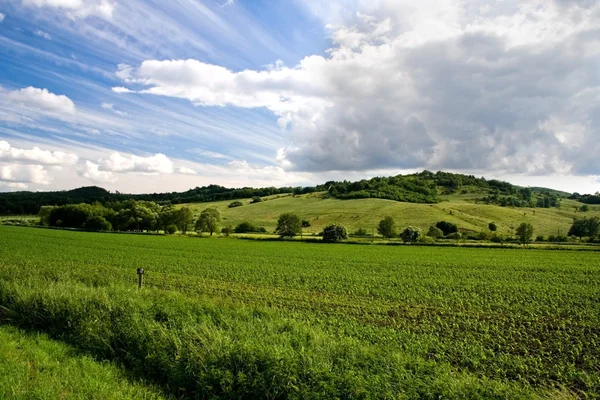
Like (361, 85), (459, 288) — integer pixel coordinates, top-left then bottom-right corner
(179, 192), (600, 237)
(1, 225), (599, 398)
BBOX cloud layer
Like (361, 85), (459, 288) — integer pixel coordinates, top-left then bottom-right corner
(115, 0), (600, 176)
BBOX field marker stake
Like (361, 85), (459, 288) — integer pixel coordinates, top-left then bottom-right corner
(137, 268), (145, 289)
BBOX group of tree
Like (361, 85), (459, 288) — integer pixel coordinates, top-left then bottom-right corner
(569, 192), (600, 205)
(568, 217), (600, 240)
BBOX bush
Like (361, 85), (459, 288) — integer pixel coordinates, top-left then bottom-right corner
(221, 226), (233, 236)
(535, 235), (546, 242)
(426, 226), (443, 238)
(228, 201), (244, 208)
(83, 216), (112, 232)
(580, 205), (590, 212)
(165, 224), (177, 234)
(377, 217), (396, 238)
(436, 221), (458, 236)
(400, 227), (422, 243)
(488, 222), (497, 232)
(234, 222), (267, 234)
(301, 219), (311, 228)
(478, 231), (490, 241)
(275, 213), (302, 238)
(322, 224), (348, 242)
(418, 235), (435, 244)
(354, 228), (368, 236)
(251, 196), (263, 204)
(490, 233), (504, 244)
(446, 232), (462, 240)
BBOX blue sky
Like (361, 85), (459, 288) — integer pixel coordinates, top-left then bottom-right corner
(0, 0), (599, 193)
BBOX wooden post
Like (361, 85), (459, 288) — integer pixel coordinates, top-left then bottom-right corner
(137, 268), (144, 289)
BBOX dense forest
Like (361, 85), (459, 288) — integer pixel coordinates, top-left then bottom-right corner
(0, 171), (583, 215)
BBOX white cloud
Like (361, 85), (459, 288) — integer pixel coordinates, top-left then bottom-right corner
(188, 149), (229, 159)
(0, 140), (78, 165)
(3, 87), (75, 115)
(116, 0), (600, 176)
(80, 160), (117, 183)
(22, 0), (114, 19)
(0, 13), (5, 22)
(112, 86), (133, 94)
(0, 164), (52, 185)
(101, 102), (128, 117)
(177, 166), (197, 175)
(100, 152), (174, 174)
(34, 30), (52, 40)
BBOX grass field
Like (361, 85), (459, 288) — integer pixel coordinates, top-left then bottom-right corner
(1, 224), (599, 398)
(0, 325), (170, 399)
(179, 192), (600, 237)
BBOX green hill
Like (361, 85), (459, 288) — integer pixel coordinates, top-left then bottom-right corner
(181, 191), (600, 237)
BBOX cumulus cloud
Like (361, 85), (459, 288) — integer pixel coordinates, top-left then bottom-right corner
(111, 86), (134, 94)
(22, 0), (114, 19)
(177, 166), (197, 175)
(80, 160), (117, 183)
(116, 0), (600, 176)
(0, 164), (52, 185)
(100, 152), (174, 174)
(3, 87), (76, 115)
(0, 140), (78, 165)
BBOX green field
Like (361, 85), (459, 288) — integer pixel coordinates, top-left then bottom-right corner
(179, 192), (600, 237)
(1, 225), (599, 398)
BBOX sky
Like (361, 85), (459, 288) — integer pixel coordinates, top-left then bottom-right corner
(0, 0), (599, 194)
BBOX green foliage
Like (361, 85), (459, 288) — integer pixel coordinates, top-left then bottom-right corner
(221, 225), (233, 236)
(516, 223), (535, 245)
(275, 213), (302, 238)
(84, 216), (112, 232)
(446, 232), (462, 240)
(228, 201), (244, 208)
(251, 196), (262, 204)
(427, 225), (443, 238)
(196, 208), (221, 236)
(488, 222), (497, 232)
(580, 204), (590, 212)
(568, 217), (600, 239)
(400, 226), (422, 243)
(234, 222), (267, 234)
(354, 228), (368, 236)
(164, 224), (177, 235)
(377, 216), (396, 238)
(436, 221), (458, 236)
(301, 219), (311, 228)
(322, 224), (348, 242)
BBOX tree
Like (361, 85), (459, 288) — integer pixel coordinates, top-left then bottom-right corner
(83, 216), (112, 231)
(251, 196), (262, 204)
(377, 216), (396, 238)
(165, 224), (177, 234)
(354, 228), (368, 237)
(426, 226), (443, 238)
(400, 226), (422, 243)
(570, 217), (600, 239)
(39, 205), (55, 226)
(580, 204), (590, 212)
(488, 222), (497, 232)
(221, 226), (233, 236)
(234, 222), (266, 233)
(175, 207), (194, 234)
(275, 213), (302, 238)
(436, 221), (458, 236)
(322, 224), (348, 242)
(196, 208), (221, 236)
(228, 201), (243, 208)
(301, 219), (311, 228)
(516, 222), (535, 245)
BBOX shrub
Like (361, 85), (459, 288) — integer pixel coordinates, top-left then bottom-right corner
(354, 228), (368, 236)
(251, 196), (263, 204)
(234, 222), (267, 234)
(580, 205), (589, 212)
(165, 224), (177, 234)
(301, 219), (311, 228)
(83, 216), (112, 232)
(478, 231), (490, 241)
(228, 201), (244, 208)
(446, 232), (462, 240)
(400, 227), (422, 243)
(377, 217), (396, 238)
(426, 226), (443, 238)
(275, 213), (302, 238)
(535, 235), (546, 242)
(436, 221), (458, 236)
(322, 224), (348, 242)
(490, 233), (504, 244)
(221, 226), (233, 236)
(488, 222), (497, 232)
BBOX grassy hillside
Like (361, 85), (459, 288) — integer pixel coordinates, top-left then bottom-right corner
(0, 325), (169, 399)
(180, 191), (600, 237)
